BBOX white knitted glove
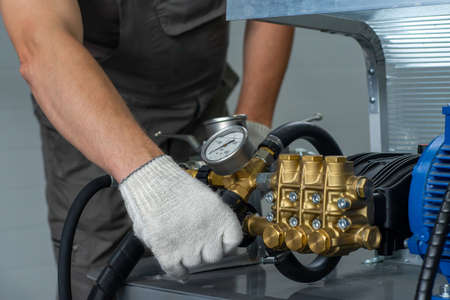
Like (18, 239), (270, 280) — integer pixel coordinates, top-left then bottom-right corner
(247, 120), (271, 149)
(119, 155), (243, 280)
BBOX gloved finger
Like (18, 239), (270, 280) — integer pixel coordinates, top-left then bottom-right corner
(163, 262), (189, 280)
(182, 252), (202, 269)
(201, 240), (224, 264)
(222, 218), (243, 254)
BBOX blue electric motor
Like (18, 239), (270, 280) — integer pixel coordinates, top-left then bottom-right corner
(408, 105), (450, 285)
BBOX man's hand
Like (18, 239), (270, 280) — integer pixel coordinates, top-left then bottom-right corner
(119, 155), (243, 279)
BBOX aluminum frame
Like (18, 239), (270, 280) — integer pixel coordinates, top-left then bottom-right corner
(228, 2), (450, 152)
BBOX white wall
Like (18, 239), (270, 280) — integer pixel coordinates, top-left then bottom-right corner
(227, 21), (370, 154)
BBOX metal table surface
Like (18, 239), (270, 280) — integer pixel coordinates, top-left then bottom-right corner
(114, 250), (446, 300)
(226, 1), (450, 153)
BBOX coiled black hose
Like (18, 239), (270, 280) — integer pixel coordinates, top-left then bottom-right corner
(259, 121), (343, 283)
(415, 186), (450, 300)
(87, 232), (145, 300)
(260, 121), (342, 159)
(267, 249), (341, 283)
(59, 178), (253, 300)
(58, 175), (113, 300)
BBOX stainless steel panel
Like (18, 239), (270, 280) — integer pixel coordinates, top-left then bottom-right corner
(227, 0), (450, 20)
(119, 250), (447, 300)
(227, 3), (450, 152)
(367, 11), (450, 151)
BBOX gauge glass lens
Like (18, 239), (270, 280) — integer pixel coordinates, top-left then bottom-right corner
(205, 131), (244, 161)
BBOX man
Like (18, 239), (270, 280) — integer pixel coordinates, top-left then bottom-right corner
(0, 0), (294, 298)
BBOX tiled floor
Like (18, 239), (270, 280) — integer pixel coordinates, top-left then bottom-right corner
(0, 16), (369, 300)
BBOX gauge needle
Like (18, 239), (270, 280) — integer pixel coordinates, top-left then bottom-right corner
(209, 139), (236, 155)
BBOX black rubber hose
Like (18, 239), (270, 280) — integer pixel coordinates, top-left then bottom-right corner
(87, 232), (145, 300)
(260, 121), (343, 283)
(260, 121), (342, 159)
(267, 250), (341, 283)
(415, 186), (450, 300)
(58, 175), (113, 300)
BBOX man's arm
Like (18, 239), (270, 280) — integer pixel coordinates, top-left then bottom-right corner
(1, 1), (243, 281)
(235, 21), (294, 127)
(0, 0), (162, 182)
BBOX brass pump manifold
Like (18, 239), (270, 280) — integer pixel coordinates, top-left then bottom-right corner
(244, 154), (380, 257)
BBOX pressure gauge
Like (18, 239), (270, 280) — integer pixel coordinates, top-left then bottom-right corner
(203, 114), (247, 138)
(201, 125), (254, 175)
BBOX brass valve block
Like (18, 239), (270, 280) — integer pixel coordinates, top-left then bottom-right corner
(245, 154), (380, 257)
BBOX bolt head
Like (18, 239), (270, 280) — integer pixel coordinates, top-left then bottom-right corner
(369, 97), (376, 104)
(311, 193), (321, 204)
(441, 284), (450, 298)
(337, 198), (350, 210)
(266, 213), (275, 222)
(338, 218), (351, 231)
(264, 192), (274, 204)
(289, 192), (298, 202)
(312, 219), (322, 230)
(289, 217), (299, 227)
(368, 68), (375, 75)
(403, 239), (409, 248)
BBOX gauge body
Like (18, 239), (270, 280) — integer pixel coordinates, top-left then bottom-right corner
(201, 125), (254, 175)
(203, 114), (247, 138)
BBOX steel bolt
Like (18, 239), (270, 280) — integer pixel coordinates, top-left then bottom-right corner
(289, 192), (298, 203)
(337, 198), (350, 210)
(440, 284), (450, 299)
(403, 239), (409, 248)
(311, 193), (321, 204)
(338, 218), (351, 231)
(369, 97), (376, 104)
(312, 219), (322, 230)
(266, 213), (275, 223)
(368, 68), (375, 75)
(363, 256), (384, 265)
(264, 192), (275, 204)
(289, 217), (299, 227)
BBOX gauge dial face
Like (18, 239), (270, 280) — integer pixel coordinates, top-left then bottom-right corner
(204, 130), (245, 162)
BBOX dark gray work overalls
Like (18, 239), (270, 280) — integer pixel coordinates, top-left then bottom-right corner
(31, 0), (238, 298)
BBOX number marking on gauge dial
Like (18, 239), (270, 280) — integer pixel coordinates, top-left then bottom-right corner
(205, 132), (244, 161)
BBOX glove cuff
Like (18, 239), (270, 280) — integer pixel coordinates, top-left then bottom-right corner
(247, 120), (271, 148)
(119, 155), (185, 215)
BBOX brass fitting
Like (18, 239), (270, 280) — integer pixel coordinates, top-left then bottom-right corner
(207, 147), (274, 201)
(263, 223), (290, 250)
(244, 216), (269, 236)
(357, 226), (381, 250)
(185, 150), (380, 257)
(243, 154), (381, 257)
(285, 226), (309, 252)
(308, 229), (332, 255)
(185, 169), (199, 178)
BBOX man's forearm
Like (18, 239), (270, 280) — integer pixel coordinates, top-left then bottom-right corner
(235, 21), (294, 127)
(18, 28), (162, 181)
